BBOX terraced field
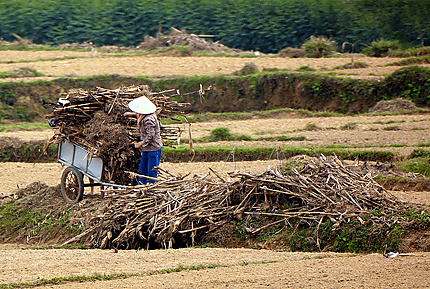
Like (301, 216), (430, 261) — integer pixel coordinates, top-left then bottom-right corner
(0, 51), (421, 81)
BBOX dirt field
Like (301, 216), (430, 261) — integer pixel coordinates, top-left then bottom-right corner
(0, 247), (428, 288)
(0, 50), (92, 62)
(1, 112), (428, 195)
(0, 160), (281, 195)
(1, 113), (428, 145)
(0, 54), (420, 81)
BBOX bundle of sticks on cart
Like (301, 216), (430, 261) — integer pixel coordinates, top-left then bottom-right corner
(45, 85), (194, 184)
(47, 85), (190, 145)
(64, 155), (409, 249)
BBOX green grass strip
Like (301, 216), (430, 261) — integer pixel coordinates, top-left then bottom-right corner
(0, 262), (259, 289)
(163, 146), (397, 162)
(0, 122), (49, 132)
(0, 56), (90, 64)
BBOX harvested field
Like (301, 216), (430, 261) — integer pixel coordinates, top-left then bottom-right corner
(0, 55), (415, 80)
(1, 113), (428, 146)
(0, 160), (282, 195)
(0, 247), (428, 288)
(0, 50), (92, 62)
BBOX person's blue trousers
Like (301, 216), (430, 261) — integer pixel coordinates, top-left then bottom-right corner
(138, 148), (162, 185)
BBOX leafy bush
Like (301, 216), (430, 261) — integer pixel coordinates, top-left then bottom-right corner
(362, 39), (401, 57)
(301, 36), (337, 58)
(209, 127), (235, 141)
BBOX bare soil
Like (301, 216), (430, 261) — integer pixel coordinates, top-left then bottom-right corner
(0, 247), (428, 288)
(0, 55), (416, 80)
(0, 50), (92, 62)
(0, 160), (282, 195)
(1, 113), (428, 146)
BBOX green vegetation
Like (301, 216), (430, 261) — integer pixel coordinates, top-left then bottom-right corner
(387, 55), (430, 66)
(0, 68), (44, 78)
(259, 135), (307, 141)
(388, 46), (430, 57)
(372, 120), (405, 125)
(296, 66), (316, 72)
(195, 127), (252, 142)
(339, 122), (358, 130)
(241, 209), (429, 253)
(302, 36), (337, 58)
(362, 39), (401, 57)
(1, 67), (430, 122)
(0, 202), (83, 239)
(0, 141), (57, 162)
(335, 62), (369, 69)
(383, 125), (401, 131)
(399, 157), (430, 177)
(0, 263), (225, 289)
(183, 127), (307, 144)
(382, 66), (430, 106)
(0, 56), (87, 65)
(409, 149), (430, 159)
(163, 146), (397, 162)
(0, 122), (49, 132)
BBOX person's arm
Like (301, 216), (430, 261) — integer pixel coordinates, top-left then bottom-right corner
(124, 112), (137, 117)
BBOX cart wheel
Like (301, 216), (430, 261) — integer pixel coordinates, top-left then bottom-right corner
(61, 167), (84, 203)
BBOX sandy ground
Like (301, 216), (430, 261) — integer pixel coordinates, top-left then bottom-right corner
(0, 55), (412, 79)
(0, 247), (428, 288)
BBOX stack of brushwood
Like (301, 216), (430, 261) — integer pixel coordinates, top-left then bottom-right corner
(46, 85), (191, 184)
(64, 155), (416, 250)
(138, 27), (237, 53)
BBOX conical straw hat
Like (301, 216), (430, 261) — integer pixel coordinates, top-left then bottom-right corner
(128, 96), (157, 114)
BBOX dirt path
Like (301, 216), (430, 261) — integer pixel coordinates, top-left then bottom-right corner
(0, 247), (428, 288)
(0, 56), (410, 79)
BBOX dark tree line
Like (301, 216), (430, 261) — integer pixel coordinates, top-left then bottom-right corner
(0, 0), (429, 52)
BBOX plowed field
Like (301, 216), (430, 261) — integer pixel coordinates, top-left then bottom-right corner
(0, 247), (428, 288)
(0, 52), (425, 81)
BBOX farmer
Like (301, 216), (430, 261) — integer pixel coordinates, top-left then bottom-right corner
(125, 96), (162, 185)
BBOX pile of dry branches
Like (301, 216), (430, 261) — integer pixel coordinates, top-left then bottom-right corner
(64, 155), (407, 249)
(138, 27), (236, 53)
(46, 85), (191, 184)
